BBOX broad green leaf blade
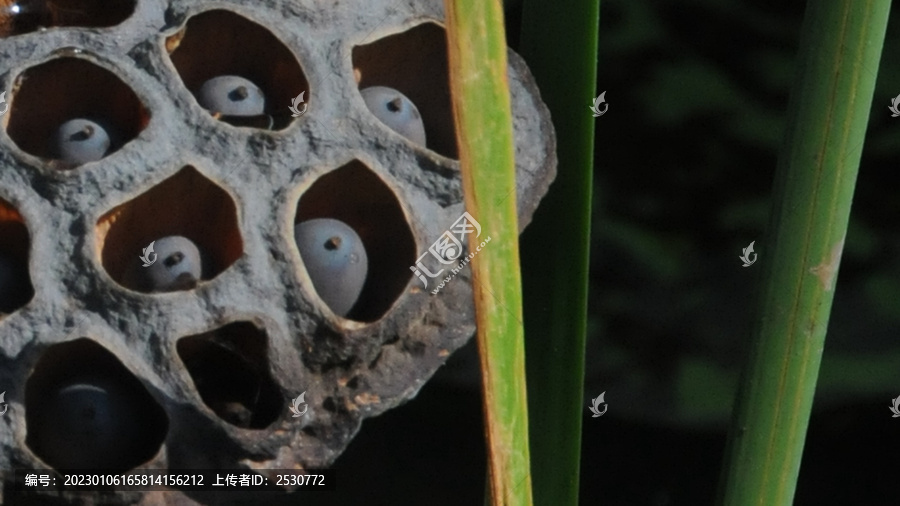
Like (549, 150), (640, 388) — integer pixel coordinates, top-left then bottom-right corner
(517, 0), (599, 504)
(443, 1), (532, 505)
(717, 2), (892, 505)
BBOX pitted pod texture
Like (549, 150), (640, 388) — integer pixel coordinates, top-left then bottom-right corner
(0, 0), (556, 501)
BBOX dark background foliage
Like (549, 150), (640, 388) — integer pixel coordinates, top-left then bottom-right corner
(307, 1), (900, 505)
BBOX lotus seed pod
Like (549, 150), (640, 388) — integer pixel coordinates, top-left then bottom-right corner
(132, 235), (202, 292)
(197, 75), (266, 117)
(294, 218), (368, 317)
(30, 378), (142, 469)
(53, 118), (110, 164)
(360, 86), (427, 146)
(0, 2), (557, 493)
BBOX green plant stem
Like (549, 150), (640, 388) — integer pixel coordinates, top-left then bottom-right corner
(717, 2), (892, 505)
(517, 0), (599, 504)
(443, 1), (532, 505)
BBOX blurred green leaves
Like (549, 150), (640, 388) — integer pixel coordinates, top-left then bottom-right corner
(584, 0), (900, 431)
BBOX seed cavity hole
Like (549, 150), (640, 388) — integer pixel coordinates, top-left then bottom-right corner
(167, 9), (309, 131)
(25, 338), (168, 471)
(294, 161), (415, 321)
(353, 22), (457, 158)
(0, 199), (34, 314)
(96, 167), (243, 293)
(6, 57), (148, 167)
(177, 322), (282, 430)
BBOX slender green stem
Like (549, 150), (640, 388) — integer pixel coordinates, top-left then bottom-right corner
(517, 0), (599, 504)
(444, 1), (532, 505)
(717, 2), (892, 505)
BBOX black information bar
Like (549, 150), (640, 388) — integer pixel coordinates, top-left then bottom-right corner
(9, 469), (336, 492)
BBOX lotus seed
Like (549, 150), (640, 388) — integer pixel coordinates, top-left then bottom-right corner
(294, 218), (368, 317)
(198, 75), (266, 117)
(360, 86), (426, 146)
(31, 378), (141, 469)
(131, 235), (202, 293)
(54, 118), (110, 164)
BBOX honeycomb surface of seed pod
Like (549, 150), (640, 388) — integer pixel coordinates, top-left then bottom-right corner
(0, 0), (556, 502)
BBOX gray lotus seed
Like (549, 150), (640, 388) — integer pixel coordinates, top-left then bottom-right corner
(198, 75), (266, 117)
(132, 235), (202, 293)
(54, 118), (111, 164)
(31, 378), (142, 469)
(360, 86), (427, 146)
(294, 218), (368, 317)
